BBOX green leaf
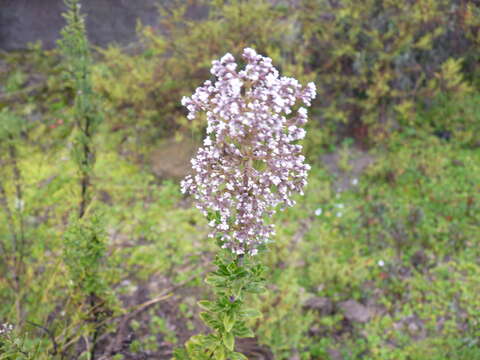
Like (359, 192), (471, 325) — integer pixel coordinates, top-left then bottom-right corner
(205, 275), (225, 287)
(198, 300), (216, 312)
(185, 339), (201, 356)
(233, 270), (248, 279)
(230, 352), (248, 360)
(217, 264), (230, 276)
(187, 334), (204, 345)
(244, 282), (266, 293)
(239, 308), (262, 319)
(214, 346), (226, 360)
(223, 313), (235, 332)
(233, 323), (255, 338)
(203, 334), (219, 348)
(227, 262), (237, 274)
(222, 332), (235, 351)
(200, 312), (221, 330)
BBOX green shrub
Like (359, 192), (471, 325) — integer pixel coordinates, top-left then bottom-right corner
(299, 0), (479, 145)
(93, 0), (308, 141)
(414, 91), (480, 147)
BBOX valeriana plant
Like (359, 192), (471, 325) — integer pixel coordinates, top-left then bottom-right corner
(175, 48), (315, 360)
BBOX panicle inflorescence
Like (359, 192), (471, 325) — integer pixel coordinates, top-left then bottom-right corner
(181, 48), (316, 255)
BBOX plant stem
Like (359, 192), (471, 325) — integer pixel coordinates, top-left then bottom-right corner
(8, 138), (26, 280)
(0, 181), (16, 256)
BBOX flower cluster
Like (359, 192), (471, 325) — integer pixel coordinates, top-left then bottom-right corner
(181, 48), (316, 255)
(0, 323), (13, 335)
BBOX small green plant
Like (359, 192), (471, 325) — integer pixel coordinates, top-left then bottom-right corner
(0, 109), (29, 324)
(176, 252), (266, 360)
(58, 0), (101, 218)
(58, 1), (111, 358)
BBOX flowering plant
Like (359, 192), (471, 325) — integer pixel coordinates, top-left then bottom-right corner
(181, 48), (316, 256)
(176, 48), (315, 360)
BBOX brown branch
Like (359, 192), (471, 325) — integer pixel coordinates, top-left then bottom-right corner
(26, 321), (59, 355)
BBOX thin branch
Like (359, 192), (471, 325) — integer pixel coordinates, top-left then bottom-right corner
(26, 321), (59, 355)
(101, 270), (204, 358)
(8, 138), (26, 263)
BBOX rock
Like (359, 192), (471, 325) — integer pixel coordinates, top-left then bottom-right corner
(338, 300), (371, 323)
(303, 296), (334, 316)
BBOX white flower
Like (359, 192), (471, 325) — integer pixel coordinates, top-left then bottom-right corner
(352, 178), (358, 186)
(378, 260), (385, 267)
(220, 52), (235, 64)
(0, 323), (13, 335)
(180, 48), (316, 256)
(314, 208), (322, 216)
(271, 176), (281, 186)
(204, 136), (212, 146)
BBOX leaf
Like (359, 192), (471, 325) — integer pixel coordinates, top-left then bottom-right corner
(244, 282), (266, 293)
(214, 346), (226, 360)
(233, 270), (248, 279)
(217, 264), (230, 276)
(233, 323), (255, 338)
(205, 275), (225, 287)
(223, 313), (235, 332)
(227, 262), (237, 274)
(200, 312), (221, 330)
(185, 337), (203, 357)
(222, 331), (235, 351)
(188, 334), (204, 345)
(239, 308), (262, 319)
(232, 282), (244, 298)
(230, 352), (248, 360)
(414, 33), (433, 50)
(198, 300), (216, 312)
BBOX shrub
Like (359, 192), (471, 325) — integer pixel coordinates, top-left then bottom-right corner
(92, 0), (307, 141)
(299, 0), (480, 145)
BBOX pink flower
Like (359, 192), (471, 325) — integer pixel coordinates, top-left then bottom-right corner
(181, 48), (316, 255)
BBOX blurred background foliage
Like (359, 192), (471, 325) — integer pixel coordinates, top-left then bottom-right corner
(0, 0), (480, 359)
